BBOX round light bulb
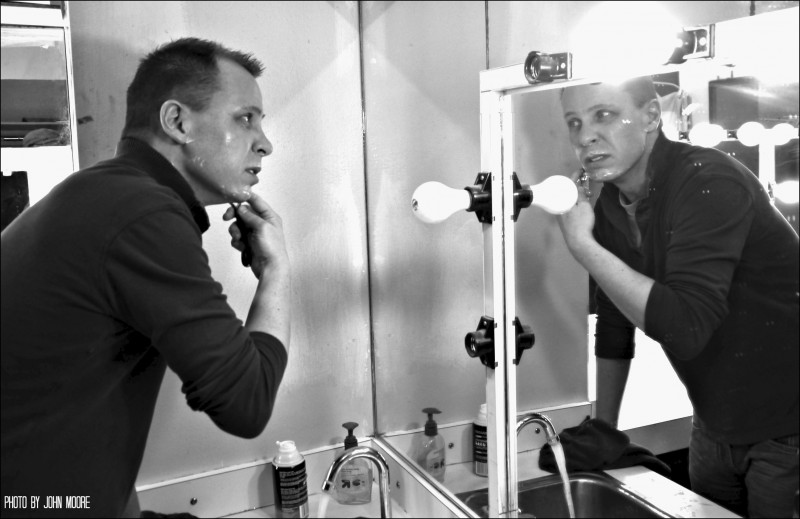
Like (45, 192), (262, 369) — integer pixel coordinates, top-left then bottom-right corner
(737, 121), (765, 147)
(411, 181), (471, 224)
(773, 180), (799, 205)
(570, 2), (680, 80)
(769, 123), (796, 146)
(528, 175), (579, 215)
(689, 123), (726, 148)
(662, 123), (680, 142)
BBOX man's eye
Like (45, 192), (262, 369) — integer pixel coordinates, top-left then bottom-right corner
(596, 110), (613, 121)
(567, 119), (581, 130)
(241, 114), (252, 125)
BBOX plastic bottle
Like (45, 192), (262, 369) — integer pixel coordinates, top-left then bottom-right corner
(333, 422), (374, 505)
(414, 407), (446, 483)
(272, 440), (309, 518)
(473, 403), (488, 477)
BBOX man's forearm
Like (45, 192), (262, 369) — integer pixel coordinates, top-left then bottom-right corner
(246, 263), (291, 350)
(596, 357), (631, 428)
(572, 240), (653, 331)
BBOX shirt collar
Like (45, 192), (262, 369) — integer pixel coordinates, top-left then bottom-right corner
(644, 129), (676, 197)
(114, 138), (210, 233)
(598, 129), (671, 208)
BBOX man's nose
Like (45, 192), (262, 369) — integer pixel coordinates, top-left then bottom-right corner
(254, 128), (273, 157)
(576, 125), (599, 147)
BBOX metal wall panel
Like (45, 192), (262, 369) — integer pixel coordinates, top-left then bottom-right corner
(361, 1), (488, 436)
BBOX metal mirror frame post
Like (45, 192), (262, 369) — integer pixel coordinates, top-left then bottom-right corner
(479, 91), (518, 518)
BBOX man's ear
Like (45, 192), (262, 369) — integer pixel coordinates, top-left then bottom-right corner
(644, 98), (661, 133)
(159, 100), (192, 145)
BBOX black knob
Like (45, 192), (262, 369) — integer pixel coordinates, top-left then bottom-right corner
(465, 329), (493, 358)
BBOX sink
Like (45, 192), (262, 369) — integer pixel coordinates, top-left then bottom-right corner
(456, 471), (672, 518)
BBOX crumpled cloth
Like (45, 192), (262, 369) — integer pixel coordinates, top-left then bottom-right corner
(539, 417), (672, 478)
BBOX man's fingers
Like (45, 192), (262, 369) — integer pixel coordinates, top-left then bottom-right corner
(244, 192), (276, 218)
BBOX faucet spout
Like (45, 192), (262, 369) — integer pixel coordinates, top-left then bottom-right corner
(516, 412), (559, 445)
(322, 446), (392, 518)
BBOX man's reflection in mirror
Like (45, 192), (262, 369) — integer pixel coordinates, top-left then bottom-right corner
(555, 75), (798, 518)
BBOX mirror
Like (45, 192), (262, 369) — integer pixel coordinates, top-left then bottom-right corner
(1, 4), (78, 228)
(1, 26), (71, 148)
(421, 3), (797, 516)
(506, 3), (797, 516)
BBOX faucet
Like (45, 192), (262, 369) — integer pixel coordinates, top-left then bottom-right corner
(516, 412), (560, 446)
(322, 445), (392, 518)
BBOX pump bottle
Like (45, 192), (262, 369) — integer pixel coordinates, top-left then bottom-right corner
(414, 408), (446, 483)
(333, 422), (373, 505)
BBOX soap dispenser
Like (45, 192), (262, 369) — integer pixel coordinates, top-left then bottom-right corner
(333, 422), (373, 505)
(414, 408), (446, 483)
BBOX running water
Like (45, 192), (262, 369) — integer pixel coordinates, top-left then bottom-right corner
(550, 441), (575, 518)
(316, 491), (333, 518)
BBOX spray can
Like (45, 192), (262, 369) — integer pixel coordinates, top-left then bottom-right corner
(272, 440), (309, 518)
(473, 403), (488, 477)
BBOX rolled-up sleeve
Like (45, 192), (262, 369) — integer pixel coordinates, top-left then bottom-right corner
(103, 204), (287, 438)
(594, 285), (636, 359)
(644, 174), (754, 360)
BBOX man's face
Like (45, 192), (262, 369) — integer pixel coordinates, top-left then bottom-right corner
(561, 83), (653, 185)
(181, 58), (272, 205)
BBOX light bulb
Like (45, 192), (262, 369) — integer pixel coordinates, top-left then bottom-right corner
(662, 123), (680, 142)
(773, 180), (799, 205)
(570, 2), (681, 80)
(411, 181), (471, 223)
(528, 175), (579, 215)
(689, 123), (726, 148)
(737, 121), (765, 147)
(769, 123), (796, 146)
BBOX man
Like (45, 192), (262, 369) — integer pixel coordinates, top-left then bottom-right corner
(556, 76), (798, 517)
(1, 38), (291, 517)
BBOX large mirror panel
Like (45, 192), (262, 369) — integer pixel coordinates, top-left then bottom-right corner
(454, 3), (798, 517)
(1, 5), (78, 229)
(1, 26), (71, 148)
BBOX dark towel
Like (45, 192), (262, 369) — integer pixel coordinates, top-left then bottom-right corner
(538, 418), (671, 478)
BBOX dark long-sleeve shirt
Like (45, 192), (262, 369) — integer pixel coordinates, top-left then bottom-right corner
(1, 138), (287, 517)
(592, 131), (798, 445)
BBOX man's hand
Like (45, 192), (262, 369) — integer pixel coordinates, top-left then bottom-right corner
(556, 170), (596, 257)
(223, 193), (289, 279)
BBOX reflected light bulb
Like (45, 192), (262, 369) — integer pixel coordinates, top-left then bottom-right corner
(737, 121), (765, 147)
(769, 123), (796, 146)
(570, 2), (681, 80)
(689, 123), (726, 148)
(411, 181), (471, 223)
(528, 175), (579, 214)
(662, 124), (680, 142)
(773, 181), (799, 205)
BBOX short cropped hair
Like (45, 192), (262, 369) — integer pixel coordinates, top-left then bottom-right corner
(618, 75), (658, 108)
(122, 37), (264, 137)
